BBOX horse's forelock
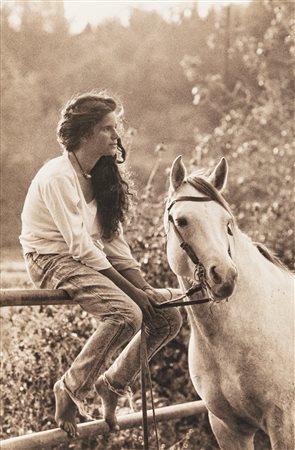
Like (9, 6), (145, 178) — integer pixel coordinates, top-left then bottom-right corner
(187, 175), (232, 215)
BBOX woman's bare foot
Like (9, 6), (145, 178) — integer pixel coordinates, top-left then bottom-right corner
(95, 377), (119, 430)
(54, 380), (78, 438)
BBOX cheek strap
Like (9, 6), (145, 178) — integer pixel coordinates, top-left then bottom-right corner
(168, 214), (200, 266)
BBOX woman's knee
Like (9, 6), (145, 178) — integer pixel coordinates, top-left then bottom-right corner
(149, 308), (182, 338)
(87, 293), (143, 334)
(166, 308), (182, 337)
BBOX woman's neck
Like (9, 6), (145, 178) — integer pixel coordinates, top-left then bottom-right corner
(69, 149), (96, 179)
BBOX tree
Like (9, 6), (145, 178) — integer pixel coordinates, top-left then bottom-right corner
(182, 0), (295, 267)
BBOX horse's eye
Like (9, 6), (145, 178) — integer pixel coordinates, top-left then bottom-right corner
(227, 221), (234, 236)
(176, 217), (188, 227)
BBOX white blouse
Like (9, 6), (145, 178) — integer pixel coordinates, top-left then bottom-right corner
(19, 152), (139, 272)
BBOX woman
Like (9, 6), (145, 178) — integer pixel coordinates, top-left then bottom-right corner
(19, 91), (182, 438)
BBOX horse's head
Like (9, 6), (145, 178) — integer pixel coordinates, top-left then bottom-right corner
(165, 156), (238, 300)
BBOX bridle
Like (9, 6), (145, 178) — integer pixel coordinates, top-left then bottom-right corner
(163, 194), (217, 306)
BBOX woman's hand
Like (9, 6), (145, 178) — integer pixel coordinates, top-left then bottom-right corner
(100, 267), (165, 323)
(133, 289), (159, 324)
(142, 286), (167, 305)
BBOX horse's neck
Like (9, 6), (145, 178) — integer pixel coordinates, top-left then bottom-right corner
(234, 230), (289, 290)
(182, 229), (293, 342)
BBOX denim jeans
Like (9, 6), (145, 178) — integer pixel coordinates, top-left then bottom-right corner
(25, 253), (182, 416)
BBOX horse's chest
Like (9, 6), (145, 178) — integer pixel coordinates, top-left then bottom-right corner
(188, 332), (264, 425)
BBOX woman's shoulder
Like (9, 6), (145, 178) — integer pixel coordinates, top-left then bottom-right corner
(35, 153), (74, 184)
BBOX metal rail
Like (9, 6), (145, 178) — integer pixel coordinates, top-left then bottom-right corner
(0, 401), (207, 450)
(0, 289), (73, 307)
(0, 288), (182, 307)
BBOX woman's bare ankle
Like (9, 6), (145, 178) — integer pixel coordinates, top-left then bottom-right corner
(54, 380), (78, 437)
(95, 377), (119, 430)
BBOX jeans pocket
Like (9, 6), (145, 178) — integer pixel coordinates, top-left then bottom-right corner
(24, 253), (43, 287)
(25, 252), (39, 263)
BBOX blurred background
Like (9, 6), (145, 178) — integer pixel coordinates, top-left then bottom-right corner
(1, 1), (294, 448)
(2, 0), (294, 263)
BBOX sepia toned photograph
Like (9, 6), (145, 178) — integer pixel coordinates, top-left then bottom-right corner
(1, 1), (294, 449)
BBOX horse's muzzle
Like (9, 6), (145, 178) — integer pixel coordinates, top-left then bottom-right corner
(208, 265), (238, 300)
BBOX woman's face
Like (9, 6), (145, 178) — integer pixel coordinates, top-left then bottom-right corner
(85, 111), (120, 160)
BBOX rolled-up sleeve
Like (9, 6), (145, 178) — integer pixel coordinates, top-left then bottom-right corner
(41, 176), (111, 271)
(102, 223), (140, 271)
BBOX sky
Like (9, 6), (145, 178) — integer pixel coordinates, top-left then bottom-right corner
(3, 0), (251, 33)
(63, 1), (250, 32)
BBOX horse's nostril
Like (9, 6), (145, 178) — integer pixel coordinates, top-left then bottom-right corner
(210, 266), (222, 284)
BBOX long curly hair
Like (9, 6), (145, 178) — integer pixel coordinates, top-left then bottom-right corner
(57, 90), (131, 239)
(91, 155), (132, 240)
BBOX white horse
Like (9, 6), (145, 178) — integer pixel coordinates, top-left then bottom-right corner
(165, 156), (294, 450)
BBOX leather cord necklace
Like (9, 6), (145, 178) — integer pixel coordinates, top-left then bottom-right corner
(71, 152), (92, 179)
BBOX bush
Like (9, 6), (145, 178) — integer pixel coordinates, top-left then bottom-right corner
(183, 0), (294, 269)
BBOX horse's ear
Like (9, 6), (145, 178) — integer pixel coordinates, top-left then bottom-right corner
(170, 155), (186, 191)
(208, 157), (228, 192)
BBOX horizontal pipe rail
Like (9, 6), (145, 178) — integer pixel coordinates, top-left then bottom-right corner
(0, 288), (182, 308)
(0, 400), (207, 450)
(0, 289), (73, 307)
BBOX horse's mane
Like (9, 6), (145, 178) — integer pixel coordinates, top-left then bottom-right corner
(185, 172), (290, 273)
(254, 242), (290, 272)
